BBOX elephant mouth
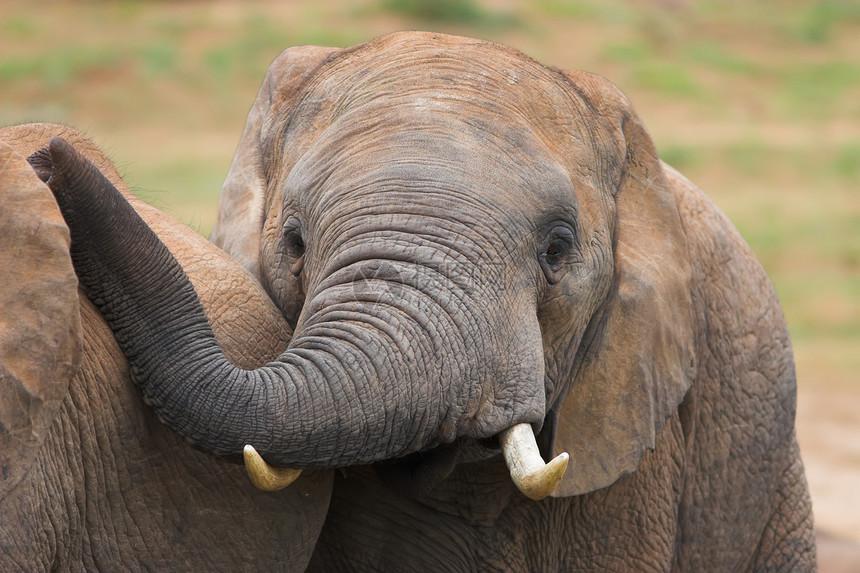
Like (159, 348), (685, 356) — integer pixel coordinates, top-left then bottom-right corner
(243, 423), (568, 501)
(374, 443), (463, 495)
(371, 436), (499, 495)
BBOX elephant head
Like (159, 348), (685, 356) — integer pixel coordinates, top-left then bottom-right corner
(47, 31), (696, 499)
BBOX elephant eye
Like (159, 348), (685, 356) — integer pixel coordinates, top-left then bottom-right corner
(282, 216), (306, 259)
(540, 225), (576, 283)
(544, 241), (564, 266)
(286, 232), (305, 256)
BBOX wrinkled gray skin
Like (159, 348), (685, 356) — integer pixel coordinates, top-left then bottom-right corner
(49, 32), (815, 571)
(213, 33), (814, 571)
(0, 124), (331, 572)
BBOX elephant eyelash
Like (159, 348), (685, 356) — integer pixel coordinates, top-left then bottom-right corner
(542, 245), (564, 270)
(543, 227), (576, 259)
(539, 224), (580, 282)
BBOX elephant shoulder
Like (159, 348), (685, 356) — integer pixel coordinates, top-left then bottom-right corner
(661, 164), (803, 570)
(662, 161), (794, 389)
(661, 162), (786, 334)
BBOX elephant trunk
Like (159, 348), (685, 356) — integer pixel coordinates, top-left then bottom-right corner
(38, 139), (442, 467)
(37, 137), (567, 497)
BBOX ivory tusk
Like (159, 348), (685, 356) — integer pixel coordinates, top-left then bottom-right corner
(243, 444), (302, 491)
(499, 423), (569, 501)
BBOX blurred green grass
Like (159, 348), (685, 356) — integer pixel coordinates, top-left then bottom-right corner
(1, 0), (857, 388)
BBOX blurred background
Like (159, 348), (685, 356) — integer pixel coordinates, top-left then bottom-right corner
(2, 0), (858, 567)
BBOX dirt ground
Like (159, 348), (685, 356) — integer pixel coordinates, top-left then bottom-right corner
(797, 386), (860, 570)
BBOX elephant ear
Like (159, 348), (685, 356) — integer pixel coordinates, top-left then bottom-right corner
(210, 45), (338, 277)
(549, 72), (696, 497)
(0, 137), (81, 496)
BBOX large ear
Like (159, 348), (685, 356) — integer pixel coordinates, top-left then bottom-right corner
(210, 45), (338, 277)
(0, 135), (81, 496)
(549, 72), (696, 497)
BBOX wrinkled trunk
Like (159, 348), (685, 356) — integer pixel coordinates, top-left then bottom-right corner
(35, 138), (530, 469)
(37, 138), (569, 499)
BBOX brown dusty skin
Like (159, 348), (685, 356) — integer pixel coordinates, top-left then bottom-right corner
(0, 124), (332, 571)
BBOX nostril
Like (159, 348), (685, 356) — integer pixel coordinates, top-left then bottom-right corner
(27, 147), (53, 183)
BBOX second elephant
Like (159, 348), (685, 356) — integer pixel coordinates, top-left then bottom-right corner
(0, 124), (331, 571)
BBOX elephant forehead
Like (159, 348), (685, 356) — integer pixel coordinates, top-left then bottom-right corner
(285, 116), (580, 227)
(293, 33), (552, 100)
(272, 32), (602, 166)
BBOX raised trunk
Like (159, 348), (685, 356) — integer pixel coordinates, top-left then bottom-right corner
(37, 138), (570, 498)
(35, 138), (512, 469)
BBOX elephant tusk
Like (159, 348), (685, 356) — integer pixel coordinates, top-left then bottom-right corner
(243, 444), (302, 491)
(499, 423), (569, 501)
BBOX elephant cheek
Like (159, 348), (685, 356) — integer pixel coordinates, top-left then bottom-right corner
(472, 314), (548, 436)
(260, 248), (304, 329)
(539, 264), (613, 408)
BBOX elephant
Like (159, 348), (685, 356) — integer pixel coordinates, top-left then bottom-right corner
(42, 31), (816, 571)
(0, 123), (332, 571)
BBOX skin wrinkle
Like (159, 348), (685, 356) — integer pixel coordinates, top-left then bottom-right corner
(195, 359), (250, 437)
(288, 33), (680, 484)
(667, 166), (805, 568)
(313, 210), (513, 293)
(271, 120), (579, 431)
(300, 302), (444, 454)
(266, 39), (600, 237)
(295, 147), (542, 244)
(332, 233), (478, 290)
(305, 267), (472, 348)
(268, 350), (341, 457)
(70, 332), (143, 567)
(291, 53), (529, 128)
(539, 223), (614, 410)
(255, 50), (606, 448)
(146, 346), (225, 438)
(298, 222), (504, 360)
(302, 337), (388, 459)
(318, 307), (444, 408)
(312, 265), (481, 357)
(297, 280), (477, 441)
(313, 236), (485, 297)
(308, 321), (414, 442)
(302, 325), (420, 457)
(752, 447), (814, 569)
(315, 177), (522, 248)
(299, 96), (573, 187)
